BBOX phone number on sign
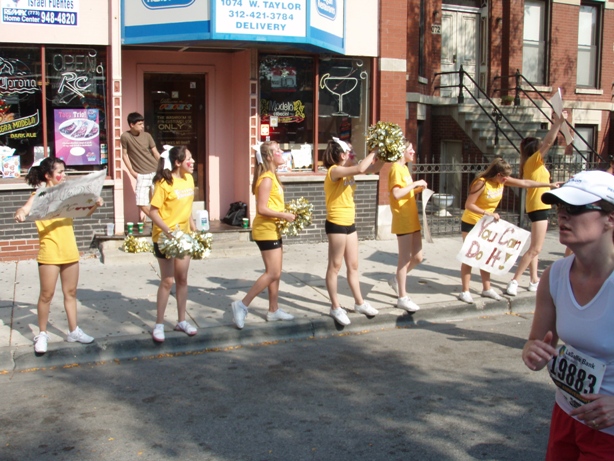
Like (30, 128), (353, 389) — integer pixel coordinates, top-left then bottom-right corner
(228, 11), (294, 20)
(41, 11), (77, 25)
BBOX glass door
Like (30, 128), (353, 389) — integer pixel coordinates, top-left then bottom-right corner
(143, 73), (206, 201)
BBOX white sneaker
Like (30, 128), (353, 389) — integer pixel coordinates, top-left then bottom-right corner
(458, 291), (474, 303)
(152, 324), (165, 342)
(354, 301), (379, 316)
(266, 308), (294, 322)
(330, 307), (351, 325)
(174, 320), (197, 336)
(397, 297), (420, 312)
(481, 289), (503, 301)
(528, 280), (539, 292)
(231, 300), (248, 329)
(388, 276), (399, 295)
(66, 326), (94, 344)
(34, 331), (49, 354)
(506, 280), (518, 296)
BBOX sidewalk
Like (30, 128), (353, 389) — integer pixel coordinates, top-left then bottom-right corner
(0, 232), (567, 372)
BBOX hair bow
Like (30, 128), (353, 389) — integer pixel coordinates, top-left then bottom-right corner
(161, 145), (173, 171)
(251, 141), (264, 164)
(333, 137), (350, 153)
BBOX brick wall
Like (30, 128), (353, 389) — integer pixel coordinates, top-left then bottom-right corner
(0, 186), (115, 262)
(281, 178), (379, 244)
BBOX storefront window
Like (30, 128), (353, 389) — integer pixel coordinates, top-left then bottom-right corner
(45, 47), (108, 169)
(317, 57), (370, 169)
(258, 54), (370, 173)
(259, 55), (314, 171)
(0, 46), (108, 181)
(0, 47), (43, 179)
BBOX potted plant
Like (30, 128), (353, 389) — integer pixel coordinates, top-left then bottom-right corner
(500, 95), (514, 106)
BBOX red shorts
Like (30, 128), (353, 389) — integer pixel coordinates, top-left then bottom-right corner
(546, 403), (614, 461)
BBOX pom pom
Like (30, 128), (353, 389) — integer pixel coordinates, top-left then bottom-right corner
(189, 231), (213, 260)
(121, 235), (153, 254)
(158, 228), (213, 259)
(277, 197), (314, 236)
(158, 229), (193, 259)
(366, 121), (406, 162)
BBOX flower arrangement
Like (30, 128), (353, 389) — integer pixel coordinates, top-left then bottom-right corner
(366, 121), (406, 162)
(158, 228), (213, 259)
(277, 197), (314, 236)
(121, 235), (153, 254)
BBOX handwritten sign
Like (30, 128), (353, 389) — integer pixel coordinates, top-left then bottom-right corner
(27, 169), (106, 221)
(456, 216), (530, 275)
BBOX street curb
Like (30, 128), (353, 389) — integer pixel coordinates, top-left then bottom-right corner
(0, 293), (537, 373)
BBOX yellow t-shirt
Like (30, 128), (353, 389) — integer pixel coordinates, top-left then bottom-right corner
(461, 178), (504, 225)
(324, 165), (356, 226)
(150, 174), (194, 243)
(389, 162), (421, 235)
(36, 217), (79, 264)
(252, 171), (284, 241)
(524, 150), (551, 213)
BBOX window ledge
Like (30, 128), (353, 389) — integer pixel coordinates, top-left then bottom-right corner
(532, 85), (552, 93)
(575, 88), (603, 95)
(418, 76), (428, 85)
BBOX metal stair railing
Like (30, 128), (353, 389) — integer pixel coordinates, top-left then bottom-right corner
(434, 65), (523, 154)
(492, 70), (605, 163)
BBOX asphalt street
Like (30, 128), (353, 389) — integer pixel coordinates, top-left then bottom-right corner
(0, 312), (555, 461)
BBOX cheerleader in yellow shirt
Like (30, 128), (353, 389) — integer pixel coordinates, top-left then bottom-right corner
(14, 158), (102, 354)
(388, 141), (428, 312)
(323, 138), (384, 326)
(459, 158), (558, 303)
(506, 110), (567, 296)
(148, 146), (198, 342)
(231, 141), (296, 329)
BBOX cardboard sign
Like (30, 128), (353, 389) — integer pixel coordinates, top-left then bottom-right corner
(27, 169), (106, 221)
(456, 216), (530, 275)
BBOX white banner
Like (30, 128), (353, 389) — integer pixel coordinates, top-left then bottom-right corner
(27, 169), (106, 221)
(456, 216), (530, 275)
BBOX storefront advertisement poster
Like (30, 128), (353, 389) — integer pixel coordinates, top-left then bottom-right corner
(456, 216), (530, 276)
(27, 169), (106, 221)
(54, 108), (100, 166)
(1, 0), (79, 26)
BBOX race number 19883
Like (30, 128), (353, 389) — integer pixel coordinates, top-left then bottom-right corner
(548, 344), (606, 408)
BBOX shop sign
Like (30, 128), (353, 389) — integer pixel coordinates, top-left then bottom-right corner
(315, 0), (336, 20)
(54, 108), (101, 166)
(142, 0), (195, 9)
(1, 0), (79, 26)
(260, 99), (305, 124)
(213, 0), (307, 37)
(0, 109), (39, 136)
(0, 57), (39, 95)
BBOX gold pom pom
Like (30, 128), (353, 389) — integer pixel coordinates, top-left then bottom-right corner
(277, 197), (314, 237)
(366, 121), (406, 162)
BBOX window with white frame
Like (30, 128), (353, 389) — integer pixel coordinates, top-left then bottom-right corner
(523, 0), (547, 84)
(576, 2), (601, 88)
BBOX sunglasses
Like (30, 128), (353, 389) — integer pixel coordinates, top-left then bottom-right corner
(556, 203), (604, 215)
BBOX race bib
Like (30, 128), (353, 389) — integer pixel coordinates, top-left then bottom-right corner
(548, 344), (607, 408)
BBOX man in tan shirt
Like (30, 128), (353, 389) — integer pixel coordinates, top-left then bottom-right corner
(120, 112), (160, 220)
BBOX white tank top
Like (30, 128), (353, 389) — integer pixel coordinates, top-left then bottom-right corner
(550, 256), (614, 435)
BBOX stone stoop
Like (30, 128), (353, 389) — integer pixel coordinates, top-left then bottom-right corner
(96, 221), (259, 264)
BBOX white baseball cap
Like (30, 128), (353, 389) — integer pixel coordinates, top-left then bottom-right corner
(542, 170), (614, 206)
